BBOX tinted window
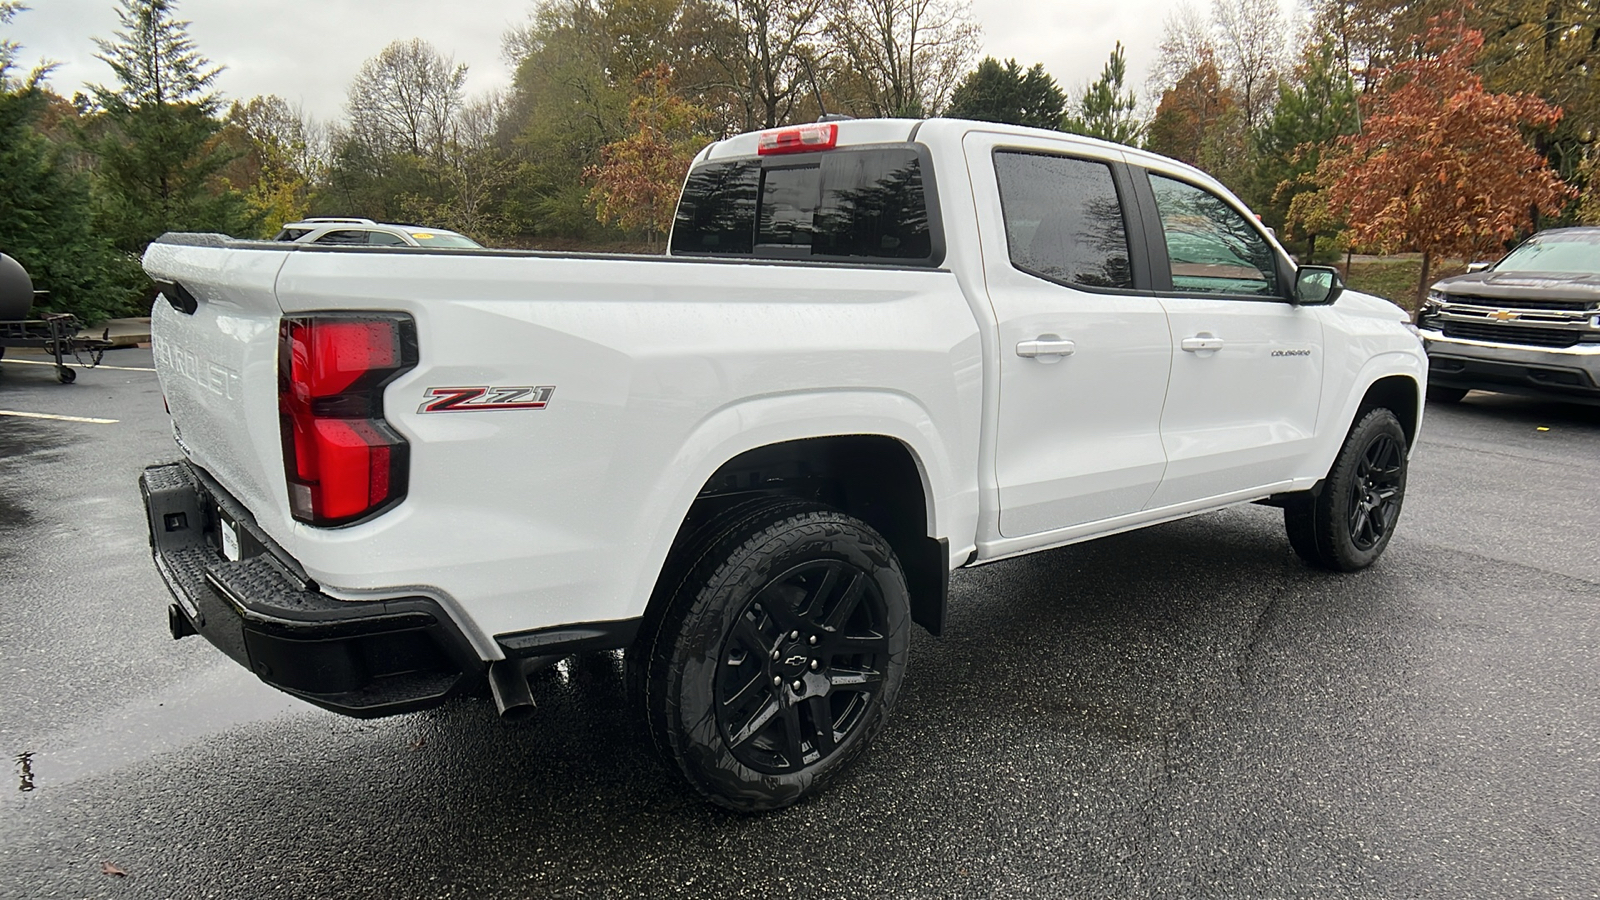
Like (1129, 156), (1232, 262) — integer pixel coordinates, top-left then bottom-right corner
(994, 151), (1132, 290)
(671, 148), (933, 262)
(367, 231), (409, 246)
(314, 230), (370, 245)
(813, 150), (930, 259)
(1148, 174), (1278, 296)
(673, 160), (759, 254)
(274, 228), (310, 241)
(759, 166), (822, 250)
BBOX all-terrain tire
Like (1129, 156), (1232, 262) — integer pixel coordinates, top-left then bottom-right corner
(640, 501), (910, 812)
(1285, 408), (1409, 572)
(626, 496), (819, 759)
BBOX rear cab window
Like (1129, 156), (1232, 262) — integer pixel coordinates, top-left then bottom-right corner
(671, 144), (941, 265)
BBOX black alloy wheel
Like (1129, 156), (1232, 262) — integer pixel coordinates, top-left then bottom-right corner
(638, 500), (909, 812)
(715, 558), (893, 775)
(1346, 431), (1404, 552)
(1285, 407), (1409, 571)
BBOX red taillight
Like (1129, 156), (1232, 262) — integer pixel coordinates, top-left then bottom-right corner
(756, 123), (837, 155)
(278, 314), (416, 526)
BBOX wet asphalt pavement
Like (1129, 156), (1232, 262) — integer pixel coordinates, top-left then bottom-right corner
(1, 347), (1597, 900)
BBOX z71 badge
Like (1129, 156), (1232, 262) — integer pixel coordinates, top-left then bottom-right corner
(419, 386), (555, 413)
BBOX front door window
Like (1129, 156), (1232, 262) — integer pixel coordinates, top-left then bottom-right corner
(1148, 174), (1278, 296)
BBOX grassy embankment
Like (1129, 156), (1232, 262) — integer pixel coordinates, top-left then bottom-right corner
(1343, 255), (1469, 313)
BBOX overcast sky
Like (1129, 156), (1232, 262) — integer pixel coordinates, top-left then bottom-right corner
(6, 0), (1204, 123)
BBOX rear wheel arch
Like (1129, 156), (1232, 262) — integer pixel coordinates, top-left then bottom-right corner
(642, 435), (946, 646)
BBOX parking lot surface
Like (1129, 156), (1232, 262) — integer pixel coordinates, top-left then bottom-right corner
(2, 347), (1596, 899)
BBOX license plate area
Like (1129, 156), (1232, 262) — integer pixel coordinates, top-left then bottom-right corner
(209, 503), (263, 562)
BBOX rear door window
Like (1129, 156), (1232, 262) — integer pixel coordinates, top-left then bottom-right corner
(994, 151), (1133, 290)
(672, 146), (937, 264)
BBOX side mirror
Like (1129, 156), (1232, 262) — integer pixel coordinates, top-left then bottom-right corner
(1466, 261), (1493, 273)
(1293, 265), (1344, 306)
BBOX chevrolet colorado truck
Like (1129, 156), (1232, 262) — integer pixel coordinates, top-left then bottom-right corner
(140, 118), (1426, 811)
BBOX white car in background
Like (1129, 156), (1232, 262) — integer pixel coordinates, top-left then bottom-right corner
(272, 218), (483, 249)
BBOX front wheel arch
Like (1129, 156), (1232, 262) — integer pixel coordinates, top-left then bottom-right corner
(1354, 374), (1421, 451)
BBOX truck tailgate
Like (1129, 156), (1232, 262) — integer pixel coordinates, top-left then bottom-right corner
(144, 239), (291, 537)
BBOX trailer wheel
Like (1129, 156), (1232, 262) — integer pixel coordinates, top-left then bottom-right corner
(641, 501), (909, 812)
(56, 366), (75, 384)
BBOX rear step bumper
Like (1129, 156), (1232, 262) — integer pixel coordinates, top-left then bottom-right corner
(139, 460), (485, 718)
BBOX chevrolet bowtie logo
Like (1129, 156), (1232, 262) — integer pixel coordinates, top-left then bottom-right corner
(1488, 309), (1520, 322)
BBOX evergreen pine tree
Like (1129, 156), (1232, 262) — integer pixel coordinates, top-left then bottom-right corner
(1249, 38), (1359, 258)
(946, 57), (1067, 130)
(0, 1), (23, 80)
(1, 4), (135, 323)
(1065, 42), (1143, 146)
(86, 0), (249, 251)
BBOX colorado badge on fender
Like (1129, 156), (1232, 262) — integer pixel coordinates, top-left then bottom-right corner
(418, 386), (556, 413)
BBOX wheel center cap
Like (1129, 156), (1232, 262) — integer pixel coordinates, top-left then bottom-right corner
(775, 639), (811, 678)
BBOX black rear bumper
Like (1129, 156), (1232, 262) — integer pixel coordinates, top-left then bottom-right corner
(140, 461), (485, 718)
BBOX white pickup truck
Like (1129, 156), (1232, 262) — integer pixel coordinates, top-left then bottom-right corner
(140, 118), (1426, 811)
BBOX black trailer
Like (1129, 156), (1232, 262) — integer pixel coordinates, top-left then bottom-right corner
(0, 310), (114, 383)
(0, 252), (113, 383)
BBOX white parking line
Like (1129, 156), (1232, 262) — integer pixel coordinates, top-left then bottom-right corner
(0, 409), (119, 424)
(1, 357), (157, 373)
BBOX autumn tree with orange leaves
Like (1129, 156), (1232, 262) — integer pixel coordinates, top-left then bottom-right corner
(585, 65), (708, 249)
(1317, 17), (1573, 303)
(1146, 55), (1237, 171)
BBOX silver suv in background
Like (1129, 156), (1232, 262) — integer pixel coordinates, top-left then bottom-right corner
(272, 218), (483, 249)
(1416, 226), (1600, 405)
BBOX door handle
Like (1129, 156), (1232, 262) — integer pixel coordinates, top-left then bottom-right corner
(1016, 336), (1076, 359)
(1180, 334), (1225, 352)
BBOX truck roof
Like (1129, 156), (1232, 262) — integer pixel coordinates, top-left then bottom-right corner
(698, 116), (1221, 193)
